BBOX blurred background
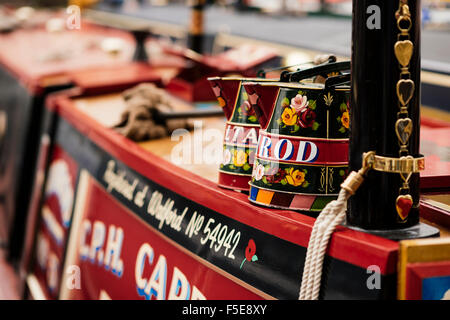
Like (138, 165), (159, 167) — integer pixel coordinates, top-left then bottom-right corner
(2, 0), (449, 25)
(0, 0), (448, 301)
(1, 0), (449, 22)
(2, 0), (448, 69)
(0, 1), (449, 56)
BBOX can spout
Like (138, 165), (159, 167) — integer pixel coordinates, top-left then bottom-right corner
(207, 77), (242, 120)
(243, 82), (279, 130)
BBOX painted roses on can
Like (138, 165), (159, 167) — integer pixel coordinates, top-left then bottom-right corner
(279, 91), (319, 133)
(253, 162), (309, 188)
(337, 101), (350, 133)
(221, 147), (254, 173)
(236, 92), (258, 124)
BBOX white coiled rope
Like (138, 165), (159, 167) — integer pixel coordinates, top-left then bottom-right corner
(298, 187), (352, 300)
(298, 152), (375, 300)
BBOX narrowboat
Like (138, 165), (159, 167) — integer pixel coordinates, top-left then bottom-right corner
(0, 1), (449, 301)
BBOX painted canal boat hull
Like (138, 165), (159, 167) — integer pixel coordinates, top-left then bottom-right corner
(24, 86), (404, 300)
(22, 79), (450, 300)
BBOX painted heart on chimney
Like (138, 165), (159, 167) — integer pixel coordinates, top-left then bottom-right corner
(396, 194), (413, 220)
(395, 118), (413, 145)
(396, 79), (415, 106)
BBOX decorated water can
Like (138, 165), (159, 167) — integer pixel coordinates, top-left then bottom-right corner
(243, 62), (351, 211)
(207, 57), (339, 191)
(208, 77), (276, 191)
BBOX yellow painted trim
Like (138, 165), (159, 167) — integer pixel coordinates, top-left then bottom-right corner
(421, 105), (450, 123)
(398, 238), (450, 300)
(421, 71), (450, 88)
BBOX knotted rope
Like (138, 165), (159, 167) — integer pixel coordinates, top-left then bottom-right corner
(299, 152), (374, 300)
(298, 188), (351, 300)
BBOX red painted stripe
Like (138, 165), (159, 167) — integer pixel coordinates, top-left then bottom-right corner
(290, 194), (316, 210)
(421, 116), (450, 129)
(257, 131), (348, 165)
(405, 261), (450, 300)
(420, 200), (450, 230)
(218, 172), (251, 191)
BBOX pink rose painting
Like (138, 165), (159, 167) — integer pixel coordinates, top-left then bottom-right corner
(290, 94), (308, 113)
(278, 92), (319, 132)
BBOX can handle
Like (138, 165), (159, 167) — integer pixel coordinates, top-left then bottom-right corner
(285, 61), (351, 83)
(257, 54), (337, 78)
(324, 73), (351, 89)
